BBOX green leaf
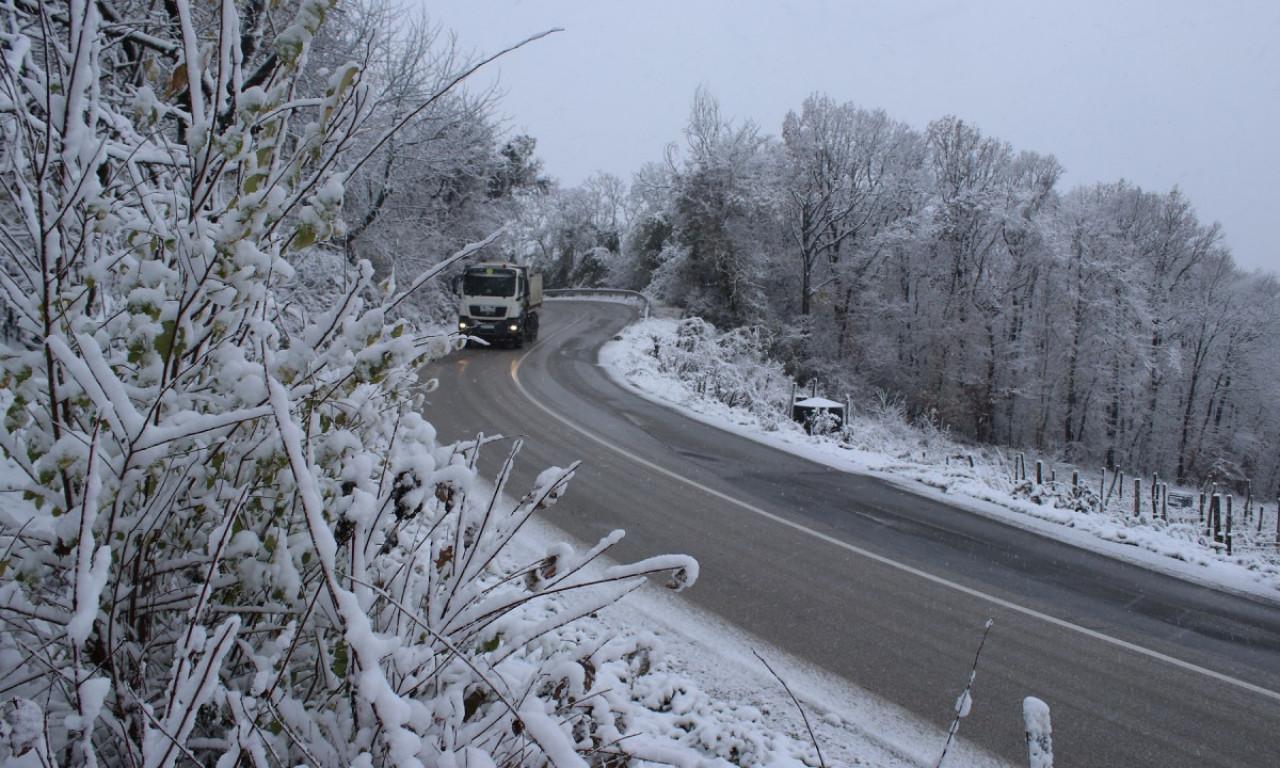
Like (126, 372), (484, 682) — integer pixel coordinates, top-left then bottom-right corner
(331, 638), (348, 677)
(291, 223), (316, 251)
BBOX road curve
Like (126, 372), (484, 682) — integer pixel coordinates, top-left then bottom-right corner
(422, 300), (1280, 768)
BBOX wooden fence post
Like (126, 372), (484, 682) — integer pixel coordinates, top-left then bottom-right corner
(1216, 495), (1226, 542)
(1226, 495), (1234, 556)
(1036, 460), (1043, 486)
(1133, 478), (1141, 518)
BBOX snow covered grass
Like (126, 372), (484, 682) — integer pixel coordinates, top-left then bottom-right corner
(600, 315), (1280, 603)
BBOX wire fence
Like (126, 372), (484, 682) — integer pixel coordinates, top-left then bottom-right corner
(1008, 455), (1280, 559)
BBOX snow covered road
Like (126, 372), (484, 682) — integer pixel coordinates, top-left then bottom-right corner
(424, 300), (1280, 767)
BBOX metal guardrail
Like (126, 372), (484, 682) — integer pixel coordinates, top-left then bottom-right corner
(544, 288), (652, 319)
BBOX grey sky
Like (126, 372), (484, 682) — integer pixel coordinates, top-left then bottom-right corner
(427, 1), (1279, 274)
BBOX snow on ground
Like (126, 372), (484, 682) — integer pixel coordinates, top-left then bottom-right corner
(597, 314), (1280, 606)
(506, 511), (1014, 768)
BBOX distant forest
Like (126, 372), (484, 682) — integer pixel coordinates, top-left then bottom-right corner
(504, 90), (1280, 495)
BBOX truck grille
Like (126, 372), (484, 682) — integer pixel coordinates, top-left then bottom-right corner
(469, 305), (507, 318)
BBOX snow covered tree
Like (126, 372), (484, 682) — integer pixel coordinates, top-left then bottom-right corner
(0, 2), (696, 766)
(656, 88), (778, 327)
(508, 172), (627, 288)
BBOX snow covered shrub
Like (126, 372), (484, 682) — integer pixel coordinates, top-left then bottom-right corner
(652, 318), (792, 426)
(0, 3), (696, 766)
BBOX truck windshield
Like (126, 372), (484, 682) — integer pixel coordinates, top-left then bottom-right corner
(463, 270), (517, 297)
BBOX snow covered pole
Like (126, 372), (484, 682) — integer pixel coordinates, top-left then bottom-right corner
(1023, 697), (1053, 768)
(936, 618), (994, 768)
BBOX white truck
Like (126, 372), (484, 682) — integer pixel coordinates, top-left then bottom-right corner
(456, 262), (542, 348)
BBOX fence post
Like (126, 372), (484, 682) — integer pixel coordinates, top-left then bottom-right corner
(1161, 483), (1168, 522)
(1211, 494), (1222, 542)
(1118, 471), (1125, 499)
(1023, 697), (1053, 768)
(1036, 460), (1043, 486)
(1226, 495), (1234, 556)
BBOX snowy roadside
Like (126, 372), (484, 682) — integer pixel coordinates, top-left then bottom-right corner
(0, 414), (1007, 768)
(597, 314), (1280, 606)
(504, 503), (1015, 768)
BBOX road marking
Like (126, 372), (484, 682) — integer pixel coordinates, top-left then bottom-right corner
(512, 320), (1280, 705)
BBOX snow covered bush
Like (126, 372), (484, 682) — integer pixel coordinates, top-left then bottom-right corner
(648, 318), (793, 428)
(0, 3), (697, 766)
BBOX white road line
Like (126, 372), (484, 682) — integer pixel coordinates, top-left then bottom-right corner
(512, 324), (1280, 704)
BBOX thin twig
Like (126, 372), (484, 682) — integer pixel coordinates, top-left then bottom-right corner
(752, 649), (826, 768)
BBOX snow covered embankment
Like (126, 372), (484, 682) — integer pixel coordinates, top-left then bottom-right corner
(600, 316), (1280, 603)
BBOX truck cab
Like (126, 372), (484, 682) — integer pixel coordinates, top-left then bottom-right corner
(456, 262), (542, 347)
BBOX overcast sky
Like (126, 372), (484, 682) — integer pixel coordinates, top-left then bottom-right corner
(426, 1), (1279, 275)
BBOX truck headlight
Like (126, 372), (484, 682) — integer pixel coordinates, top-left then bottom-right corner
(507, 323), (519, 332)
(458, 319), (469, 330)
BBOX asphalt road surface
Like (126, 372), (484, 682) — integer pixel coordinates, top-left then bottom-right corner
(423, 300), (1280, 767)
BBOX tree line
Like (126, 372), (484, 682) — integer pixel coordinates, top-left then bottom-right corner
(511, 89), (1280, 496)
